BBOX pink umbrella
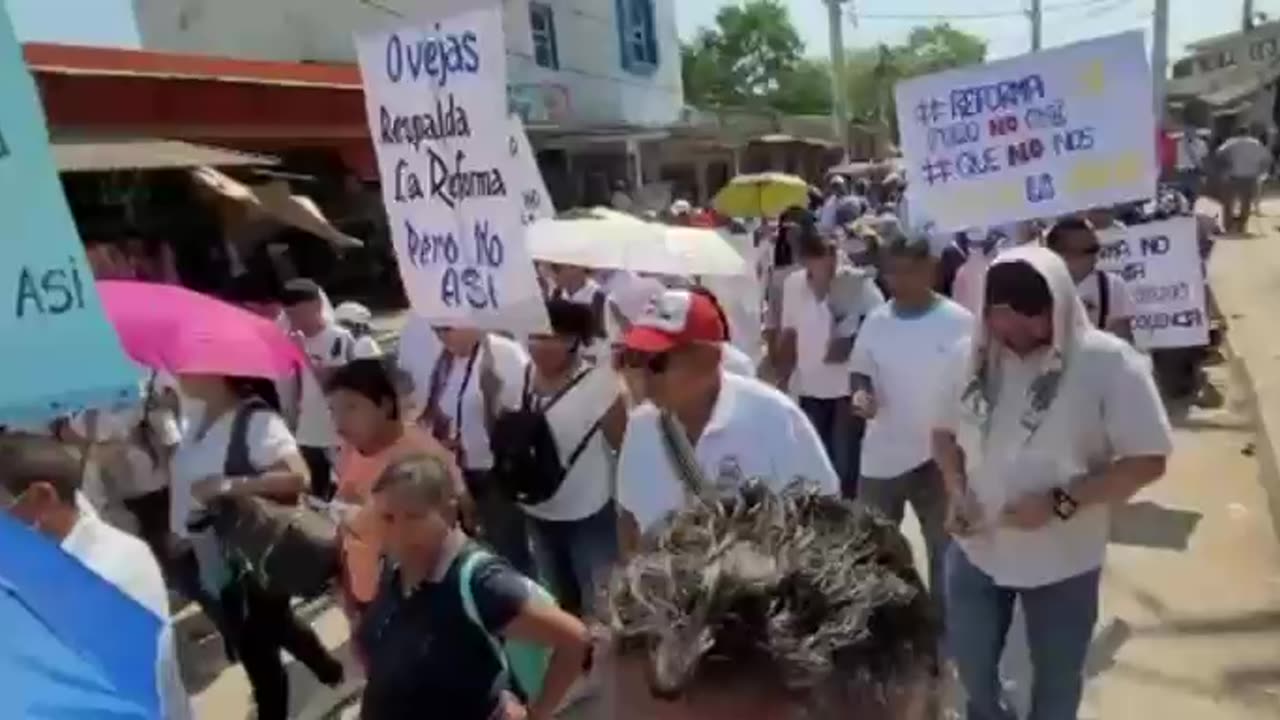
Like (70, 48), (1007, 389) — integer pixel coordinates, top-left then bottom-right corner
(99, 280), (303, 379)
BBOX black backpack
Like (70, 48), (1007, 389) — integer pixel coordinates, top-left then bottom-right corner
(489, 367), (601, 505)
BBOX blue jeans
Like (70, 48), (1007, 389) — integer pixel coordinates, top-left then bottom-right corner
(527, 501), (619, 617)
(945, 544), (1100, 720)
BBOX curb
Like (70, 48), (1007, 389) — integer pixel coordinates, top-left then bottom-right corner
(1220, 321), (1280, 544)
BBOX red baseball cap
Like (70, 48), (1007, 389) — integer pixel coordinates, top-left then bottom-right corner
(622, 289), (727, 353)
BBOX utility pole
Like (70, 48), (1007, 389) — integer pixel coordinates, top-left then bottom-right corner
(1152, 0), (1170, 122)
(826, 0), (851, 161)
(1029, 0), (1043, 51)
(1245, 0), (1256, 31)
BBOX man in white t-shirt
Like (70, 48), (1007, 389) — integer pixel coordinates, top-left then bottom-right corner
(333, 301), (383, 359)
(777, 228), (885, 495)
(1215, 126), (1272, 233)
(0, 435), (192, 720)
(1046, 217), (1136, 343)
(615, 289), (838, 547)
(850, 233), (971, 620)
(282, 278), (353, 499)
(932, 248), (1171, 720)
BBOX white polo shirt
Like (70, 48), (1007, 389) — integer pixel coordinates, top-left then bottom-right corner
(934, 330), (1172, 588)
(617, 372), (839, 532)
(781, 268), (881, 399)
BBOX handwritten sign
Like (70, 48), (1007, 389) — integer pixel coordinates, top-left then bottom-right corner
(1097, 217), (1208, 349)
(0, 7), (139, 425)
(507, 115), (555, 226)
(895, 31), (1157, 232)
(356, 8), (549, 333)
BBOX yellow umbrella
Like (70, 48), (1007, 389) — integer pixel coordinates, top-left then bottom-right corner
(712, 172), (811, 218)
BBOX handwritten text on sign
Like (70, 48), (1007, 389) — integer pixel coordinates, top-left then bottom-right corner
(356, 10), (549, 332)
(508, 114), (555, 226)
(895, 31), (1156, 232)
(1097, 217), (1208, 350)
(0, 5), (139, 424)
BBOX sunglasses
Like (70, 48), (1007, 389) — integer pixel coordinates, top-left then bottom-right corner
(1070, 244), (1101, 257)
(615, 349), (672, 375)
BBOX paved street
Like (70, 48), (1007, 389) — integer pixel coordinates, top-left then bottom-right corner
(190, 216), (1280, 719)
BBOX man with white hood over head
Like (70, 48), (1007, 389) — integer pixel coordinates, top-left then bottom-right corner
(932, 246), (1171, 720)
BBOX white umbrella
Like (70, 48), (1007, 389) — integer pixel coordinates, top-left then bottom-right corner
(526, 208), (748, 276)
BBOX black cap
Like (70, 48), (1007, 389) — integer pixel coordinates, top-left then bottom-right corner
(984, 260), (1053, 317)
(544, 298), (596, 342)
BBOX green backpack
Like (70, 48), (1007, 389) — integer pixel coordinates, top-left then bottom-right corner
(458, 550), (555, 701)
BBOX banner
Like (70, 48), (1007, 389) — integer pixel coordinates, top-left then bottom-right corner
(0, 8), (139, 426)
(895, 31), (1157, 232)
(507, 115), (555, 226)
(1097, 217), (1208, 349)
(356, 8), (549, 333)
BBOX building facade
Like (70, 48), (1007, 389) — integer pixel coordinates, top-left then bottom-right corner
(1169, 20), (1280, 137)
(132, 0), (682, 132)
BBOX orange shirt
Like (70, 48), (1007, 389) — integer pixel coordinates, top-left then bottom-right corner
(335, 424), (459, 603)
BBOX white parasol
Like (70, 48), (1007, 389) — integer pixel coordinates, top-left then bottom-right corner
(526, 208), (748, 277)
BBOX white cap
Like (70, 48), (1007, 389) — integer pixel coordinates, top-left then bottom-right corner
(333, 301), (373, 326)
(670, 199), (692, 215)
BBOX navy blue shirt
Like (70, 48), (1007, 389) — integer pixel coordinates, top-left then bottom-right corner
(358, 543), (531, 720)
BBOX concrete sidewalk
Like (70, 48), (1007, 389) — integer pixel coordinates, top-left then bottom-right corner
(1208, 198), (1280, 539)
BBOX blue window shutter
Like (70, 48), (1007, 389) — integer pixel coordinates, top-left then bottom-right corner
(616, 0), (658, 76)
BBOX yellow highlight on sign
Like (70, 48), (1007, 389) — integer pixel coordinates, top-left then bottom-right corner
(1065, 152), (1143, 195)
(1078, 60), (1106, 96)
(933, 181), (1022, 222)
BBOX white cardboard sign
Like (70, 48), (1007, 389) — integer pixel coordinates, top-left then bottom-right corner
(356, 8), (549, 332)
(1097, 217), (1208, 349)
(895, 31), (1157, 232)
(507, 115), (555, 226)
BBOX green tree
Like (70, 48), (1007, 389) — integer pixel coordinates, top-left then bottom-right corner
(845, 24), (987, 138)
(681, 0), (829, 112)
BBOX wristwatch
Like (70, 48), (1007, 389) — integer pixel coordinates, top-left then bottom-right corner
(1051, 487), (1079, 521)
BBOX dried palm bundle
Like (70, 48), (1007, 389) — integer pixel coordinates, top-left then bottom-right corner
(604, 482), (938, 713)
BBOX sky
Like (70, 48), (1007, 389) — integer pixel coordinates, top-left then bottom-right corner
(676, 1), (1280, 61)
(5, 0), (139, 46)
(2, 0), (1277, 63)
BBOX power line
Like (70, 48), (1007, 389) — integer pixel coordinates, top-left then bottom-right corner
(854, 0), (1118, 21)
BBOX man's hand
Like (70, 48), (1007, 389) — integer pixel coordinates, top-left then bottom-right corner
(945, 487), (984, 537)
(851, 389), (877, 419)
(1001, 491), (1056, 531)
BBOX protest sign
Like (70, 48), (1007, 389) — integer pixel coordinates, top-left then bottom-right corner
(1097, 217), (1208, 349)
(507, 115), (555, 226)
(356, 8), (549, 332)
(895, 31), (1157, 232)
(0, 8), (139, 425)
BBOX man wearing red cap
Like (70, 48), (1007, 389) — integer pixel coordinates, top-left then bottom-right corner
(614, 289), (839, 547)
